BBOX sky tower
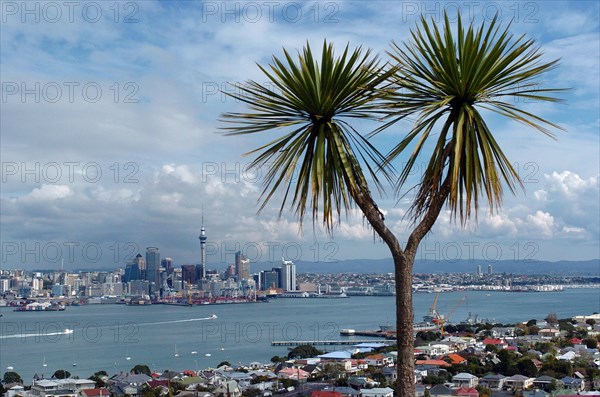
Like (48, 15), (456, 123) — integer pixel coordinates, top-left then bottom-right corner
(199, 214), (207, 279)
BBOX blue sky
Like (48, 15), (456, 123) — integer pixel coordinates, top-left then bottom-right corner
(1, 0), (599, 270)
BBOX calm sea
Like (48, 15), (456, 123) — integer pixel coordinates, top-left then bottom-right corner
(1, 289), (598, 381)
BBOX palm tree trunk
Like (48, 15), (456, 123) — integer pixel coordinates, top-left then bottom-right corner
(394, 251), (415, 397)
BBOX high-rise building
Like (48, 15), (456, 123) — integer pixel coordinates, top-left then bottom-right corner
(135, 253), (146, 281)
(181, 265), (197, 289)
(123, 262), (140, 283)
(146, 247), (160, 284)
(199, 220), (207, 279)
(488, 264), (493, 275)
(281, 258), (296, 291)
(235, 251), (250, 280)
(161, 258), (173, 274)
(260, 270), (279, 290)
(477, 265), (482, 276)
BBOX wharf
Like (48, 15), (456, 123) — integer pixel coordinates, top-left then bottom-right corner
(271, 339), (393, 346)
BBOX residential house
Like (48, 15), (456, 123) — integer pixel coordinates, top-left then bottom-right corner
(28, 380), (78, 397)
(317, 387), (359, 397)
(5, 385), (25, 397)
(482, 338), (508, 350)
(452, 373), (479, 388)
(455, 387), (479, 397)
(559, 376), (585, 392)
(212, 380), (241, 397)
(364, 354), (393, 367)
(522, 390), (550, 397)
(311, 392), (342, 397)
(538, 328), (561, 338)
(428, 384), (453, 397)
(533, 375), (556, 390)
(359, 388), (394, 397)
(79, 389), (110, 397)
(479, 374), (507, 390)
(445, 353), (467, 365)
(414, 384), (426, 397)
(276, 367), (310, 381)
(505, 375), (534, 390)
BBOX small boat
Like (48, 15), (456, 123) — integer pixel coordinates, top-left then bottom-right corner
(64, 329), (73, 334)
(220, 347), (225, 351)
(209, 314), (217, 319)
(43, 356), (47, 367)
(174, 344), (179, 357)
(191, 351), (197, 355)
(205, 353), (211, 357)
(6, 365), (13, 371)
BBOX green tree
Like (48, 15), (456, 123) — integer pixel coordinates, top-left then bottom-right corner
(217, 361), (231, 368)
(517, 358), (538, 377)
(2, 371), (23, 384)
(221, 13), (563, 397)
(130, 365), (151, 376)
(287, 345), (324, 359)
(583, 338), (598, 349)
(52, 370), (71, 379)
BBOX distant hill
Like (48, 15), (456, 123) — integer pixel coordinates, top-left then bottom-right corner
(252, 258), (600, 276)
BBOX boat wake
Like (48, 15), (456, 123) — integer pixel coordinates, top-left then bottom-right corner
(135, 316), (217, 327)
(2, 328), (73, 340)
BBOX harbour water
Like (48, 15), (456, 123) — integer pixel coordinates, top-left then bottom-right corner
(1, 289), (598, 380)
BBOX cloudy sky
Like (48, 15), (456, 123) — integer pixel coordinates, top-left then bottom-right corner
(1, 1), (598, 270)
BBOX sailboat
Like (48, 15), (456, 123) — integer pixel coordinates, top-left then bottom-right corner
(174, 344), (179, 357)
(43, 356), (47, 368)
(126, 347), (131, 361)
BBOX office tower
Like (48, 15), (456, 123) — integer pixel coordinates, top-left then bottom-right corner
(135, 253), (146, 281)
(161, 258), (173, 274)
(477, 264), (482, 276)
(261, 270), (280, 290)
(281, 258), (296, 291)
(181, 265), (196, 289)
(488, 264), (493, 275)
(235, 251), (250, 280)
(146, 247), (160, 283)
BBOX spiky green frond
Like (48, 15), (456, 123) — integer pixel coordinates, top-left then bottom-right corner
(379, 13), (567, 223)
(220, 41), (393, 233)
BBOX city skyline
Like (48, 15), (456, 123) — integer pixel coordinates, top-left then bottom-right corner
(1, 1), (599, 269)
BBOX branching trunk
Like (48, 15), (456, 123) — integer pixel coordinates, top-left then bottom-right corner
(351, 178), (450, 397)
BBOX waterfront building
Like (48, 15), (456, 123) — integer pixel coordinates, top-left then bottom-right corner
(260, 270), (279, 290)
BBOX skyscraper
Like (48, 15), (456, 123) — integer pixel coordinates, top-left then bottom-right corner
(488, 264), (493, 275)
(281, 258), (296, 291)
(146, 247), (160, 283)
(181, 264), (196, 289)
(161, 258), (173, 274)
(235, 251), (250, 280)
(476, 264), (482, 276)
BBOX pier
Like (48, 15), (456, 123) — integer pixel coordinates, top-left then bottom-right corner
(271, 339), (393, 346)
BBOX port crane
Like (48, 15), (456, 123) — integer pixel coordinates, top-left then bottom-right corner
(434, 295), (467, 335)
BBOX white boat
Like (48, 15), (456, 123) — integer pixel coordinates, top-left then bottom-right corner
(205, 353), (211, 357)
(43, 356), (47, 367)
(174, 344), (179, 357)
(191, 351), (197, 355)
(6, 365), (13, 371)
(64, 329), (73, 334)
(209, 314), (217, 319)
